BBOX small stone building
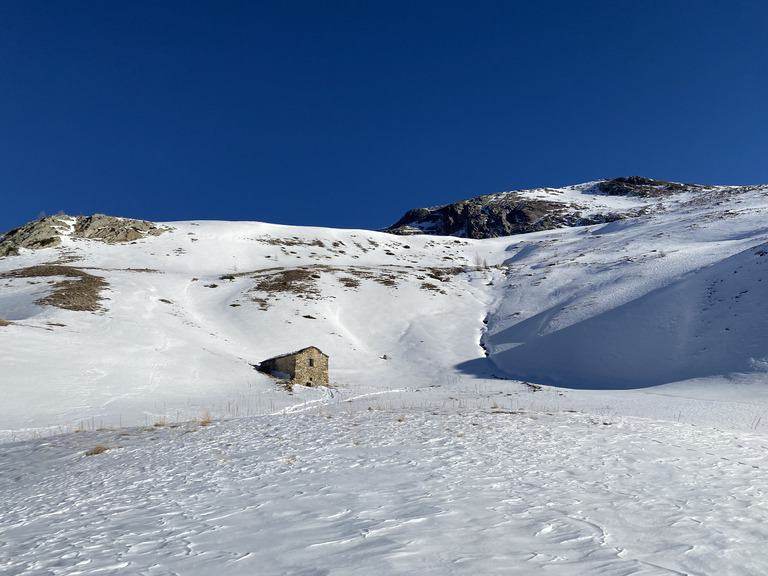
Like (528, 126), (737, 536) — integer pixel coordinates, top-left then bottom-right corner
(259, 346), (329, 387)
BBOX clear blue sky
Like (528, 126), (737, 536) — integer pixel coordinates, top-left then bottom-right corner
(1, 1), (767, 234)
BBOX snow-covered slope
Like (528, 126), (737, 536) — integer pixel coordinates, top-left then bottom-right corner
(2, 181), (768, 433)
(382, 176), (706, 238)
(1, 218), (501, 437)
(3, 404), (767, 576)
(2, 180), (768, 575)
(482, 186), (768, 388)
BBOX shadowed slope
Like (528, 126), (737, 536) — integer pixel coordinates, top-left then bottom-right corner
(477, 243), (768, 388)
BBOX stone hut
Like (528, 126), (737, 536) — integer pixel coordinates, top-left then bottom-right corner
(259, 346), (329, 387)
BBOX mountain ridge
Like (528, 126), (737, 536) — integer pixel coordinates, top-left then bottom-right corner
(0, 176), (758, 251)
(1, 176), (768, 440)
(381, 176), (732, 238)
(2, 182), (768, 576)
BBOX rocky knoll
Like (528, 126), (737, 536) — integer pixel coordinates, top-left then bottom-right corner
(382, 176), (699, 239)
(0, 214), (167, 257)
(594, 175), (699, 197)
(382, 194), (600, 239)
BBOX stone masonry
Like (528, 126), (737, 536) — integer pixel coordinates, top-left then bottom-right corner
(259, 346), (329, 387)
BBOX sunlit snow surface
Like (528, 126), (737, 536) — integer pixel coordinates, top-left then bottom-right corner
(2, 182), (768, 574)
(3, 403), (768, 575)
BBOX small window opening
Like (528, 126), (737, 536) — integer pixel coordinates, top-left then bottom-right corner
(309, 358), (314, 367)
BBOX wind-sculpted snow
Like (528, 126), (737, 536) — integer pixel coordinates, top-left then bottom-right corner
(2, 406), (767, 575)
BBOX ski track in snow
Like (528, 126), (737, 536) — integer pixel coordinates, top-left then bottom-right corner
(2, 407), (767, 576)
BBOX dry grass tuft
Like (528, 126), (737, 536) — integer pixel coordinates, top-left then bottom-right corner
(0, 318), (12, 327)
(199, 411), (213, 426)
(337, 276), (361, 289)
(85, 444), (110, 456)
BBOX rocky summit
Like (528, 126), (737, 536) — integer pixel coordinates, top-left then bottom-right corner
(0, 213), (168, 257)
(382, 176), (707, 238)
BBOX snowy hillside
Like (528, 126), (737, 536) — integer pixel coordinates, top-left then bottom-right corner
(382, 176), (703, 238)
(2, 179), (768, 574)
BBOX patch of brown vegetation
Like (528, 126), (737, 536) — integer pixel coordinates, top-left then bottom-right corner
(374, 273), (401, 287)
(124, 268), (162, 273)
(85, 444), (110, 456)
(245, 267), (323, 310)
(0, 318), (12, 326)
(252, 267), (320, 296)
(250, 296), (270, 310)
(338, 276), (361, 289)
(420, 282), (445, 294)
(257, 236), (326, 248)
(239, 264), (465, 310)
(344, 268), (376, 280)
(0, 265), (108, 312)
(52, 251), (83, 265)
(425, 267), (464, 282)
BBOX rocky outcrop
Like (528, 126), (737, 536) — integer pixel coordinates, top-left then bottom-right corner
(594, 176), (699, 197)
(0, 214), (167, 257)
(383, 191), (625, 239)
(71, 214), (166, 243)
(385, 195), (568, 238)
(0, 215), (72, 256)
(382, 177), (697, 239)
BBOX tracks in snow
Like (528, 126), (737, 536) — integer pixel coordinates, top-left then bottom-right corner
(1, 408), (766, 575)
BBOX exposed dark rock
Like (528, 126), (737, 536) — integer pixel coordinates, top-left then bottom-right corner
(384, 193), (563, 238)
(382, 177), (703, 239)
(384, 189), (627, 239)
(595, 176), (696, 197)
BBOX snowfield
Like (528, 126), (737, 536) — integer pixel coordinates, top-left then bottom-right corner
(1, 180), (768, 574)
(3, 404), (767, 575)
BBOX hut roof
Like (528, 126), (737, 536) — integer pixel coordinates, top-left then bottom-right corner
(261, 346), (327, 363)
